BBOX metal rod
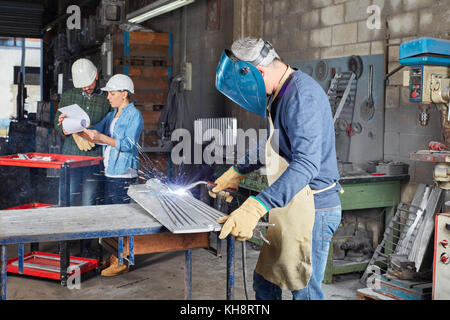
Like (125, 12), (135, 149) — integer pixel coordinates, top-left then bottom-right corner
(18, 244), (24, 274)
(118, 237), (124, 265)
(185, 250), (192, 300)
(1, 245), (6, 300)
(226, 235), (235, 300)
(59, 241), (70, 286)
(128, 236), (134, 266)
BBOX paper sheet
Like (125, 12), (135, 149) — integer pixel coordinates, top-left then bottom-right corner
(58, 104), (91, 134)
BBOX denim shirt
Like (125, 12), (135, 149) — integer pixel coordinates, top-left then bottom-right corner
(92, 102), (144, 176)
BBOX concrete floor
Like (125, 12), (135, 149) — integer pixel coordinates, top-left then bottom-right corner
(4, 240), (365, 300)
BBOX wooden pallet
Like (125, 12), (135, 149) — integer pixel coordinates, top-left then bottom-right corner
(356, 288), (396, 300)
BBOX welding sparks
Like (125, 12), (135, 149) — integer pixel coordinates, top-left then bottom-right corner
(169, 188), (189, 196)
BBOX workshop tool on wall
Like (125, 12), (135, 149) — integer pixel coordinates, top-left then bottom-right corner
(360, 65), (375, 122)
(348, 55), (364, 80)
(315, 60), (328, 81)
(329, 71), (357, 124)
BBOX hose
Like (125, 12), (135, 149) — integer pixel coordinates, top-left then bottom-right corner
(242, 240), (250, 300)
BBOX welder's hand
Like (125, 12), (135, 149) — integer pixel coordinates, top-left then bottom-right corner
(217, 196), (268, 241)
(72, 133), (95, 151)
(209, 166), (247, 202)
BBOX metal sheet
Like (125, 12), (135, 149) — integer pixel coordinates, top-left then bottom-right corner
(127, 183), (225, 234)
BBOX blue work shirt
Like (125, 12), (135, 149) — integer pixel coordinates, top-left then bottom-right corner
(236, 70), (341, 210)
(92, 102), (144, 176)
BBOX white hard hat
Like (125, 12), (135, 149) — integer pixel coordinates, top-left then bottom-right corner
(101, 74), (135, 94)
(71, 58), (98, 88)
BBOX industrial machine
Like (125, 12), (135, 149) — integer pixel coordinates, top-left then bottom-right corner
(433, 213), (450, 299)
(400, 37), (450, 300)
(401, 38), (450, 192)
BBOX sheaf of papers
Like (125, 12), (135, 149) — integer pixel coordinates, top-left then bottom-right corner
(58, 104), (90, 134)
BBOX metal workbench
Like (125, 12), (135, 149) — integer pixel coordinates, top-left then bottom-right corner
(0, 203), (235, 300)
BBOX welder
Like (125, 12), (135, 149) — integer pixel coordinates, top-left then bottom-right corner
(212, 38), (342, 300)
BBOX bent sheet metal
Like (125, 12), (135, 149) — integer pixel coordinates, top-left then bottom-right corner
(127, 180), (226, 234)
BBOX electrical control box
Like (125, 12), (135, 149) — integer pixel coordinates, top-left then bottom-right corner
(406, 65), (449, 104)
(433, 213), (450, 300)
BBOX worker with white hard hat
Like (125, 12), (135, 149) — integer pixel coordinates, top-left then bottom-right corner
(80, 74), (143, 276)
(54, 58), (111, 258)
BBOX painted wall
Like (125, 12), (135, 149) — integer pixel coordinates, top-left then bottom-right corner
(128, 0), (450, 184)
(136, 0), (235, 134)
(260, 0), (450, 184)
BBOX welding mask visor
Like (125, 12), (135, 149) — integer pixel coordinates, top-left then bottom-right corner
(215, 50), (267, 118)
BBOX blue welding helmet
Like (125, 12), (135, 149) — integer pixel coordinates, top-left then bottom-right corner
(215, 49), (268, 118)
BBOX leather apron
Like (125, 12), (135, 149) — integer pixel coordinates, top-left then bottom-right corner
(254, 66), (336, 291)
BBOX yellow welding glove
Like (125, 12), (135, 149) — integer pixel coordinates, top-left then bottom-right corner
(217, 196), (268, 241)
(209, 166), (247, 202)
(72, 133), (95, 151)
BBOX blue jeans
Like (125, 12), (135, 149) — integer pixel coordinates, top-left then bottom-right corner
(104, 177), (137, 205)
(253, 206), (342, 300)
(59, 165), (102, 206)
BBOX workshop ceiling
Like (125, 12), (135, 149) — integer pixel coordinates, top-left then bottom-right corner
(0, 0), (54, 38)
(0, 0), (101, 39)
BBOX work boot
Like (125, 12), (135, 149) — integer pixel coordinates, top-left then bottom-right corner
(100, 255), (129, 277)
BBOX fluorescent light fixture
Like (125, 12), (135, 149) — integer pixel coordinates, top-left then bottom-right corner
(127, 0), (195, 23)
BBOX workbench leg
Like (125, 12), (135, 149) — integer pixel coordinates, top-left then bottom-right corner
(226, 235), (235, 300)
(59, 241), (70, 286)
(1, 245), (7, 300)
(18, 244), (24, 275)
(118, 237), (124, 265)
(58, 163), (71, 207)
(216, 234), (222, 257)
(184, 250), (192, 300)
(128, 236), (134, 266)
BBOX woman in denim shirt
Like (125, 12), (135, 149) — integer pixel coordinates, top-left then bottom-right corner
(82, 74), (143, 207)
(80, 74), (143, 276)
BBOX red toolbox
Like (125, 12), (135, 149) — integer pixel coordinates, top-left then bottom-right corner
(2, 203), (100, 280)
(6, 251), (99, 280)
(0, 152), (102, 169)
(4, 203), (53, 210)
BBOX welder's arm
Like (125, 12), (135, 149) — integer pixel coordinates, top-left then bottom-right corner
(255, 94), (322, 212)
(234, 136), (266, 175)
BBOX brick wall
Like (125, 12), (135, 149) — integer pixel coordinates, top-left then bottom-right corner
(263, 0), (450, 183)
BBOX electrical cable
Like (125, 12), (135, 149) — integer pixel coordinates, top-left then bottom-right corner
(236, 195), (250, 300)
